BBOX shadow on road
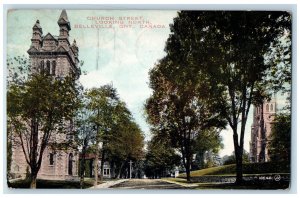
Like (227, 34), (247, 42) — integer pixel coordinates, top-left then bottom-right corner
(110, 179), (189, 189)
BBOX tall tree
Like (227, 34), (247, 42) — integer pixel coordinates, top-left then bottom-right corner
(85, 85), (119, 186)
(146, 57), (226, 181)
(161, 11), (291, 183)
(7, 57), (81, 188)
(85, 84), (144, 182)
(75, 104), (96, 189)
(105, 101), (144, 178)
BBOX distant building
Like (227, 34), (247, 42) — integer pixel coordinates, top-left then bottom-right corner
(10, 10), (81, 181)
(79, 153), (111, 179)
(249, 99), (276, 163)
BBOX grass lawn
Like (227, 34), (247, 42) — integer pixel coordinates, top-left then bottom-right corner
(179, 162), (290, 177)
(168, 162), (290, 190)
(8, 178), (104, 189)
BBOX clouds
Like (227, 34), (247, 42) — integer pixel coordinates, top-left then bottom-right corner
(10, 9), (284, 157)
(76, 11), (177, 140)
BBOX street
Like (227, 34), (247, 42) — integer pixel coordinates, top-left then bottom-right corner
(110, 179), (188, 189)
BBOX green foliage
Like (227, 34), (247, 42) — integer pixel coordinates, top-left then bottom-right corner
(146, 43), (227, 181)
(7, 56), (81, 187)
(268, 113), (291, 162)
(223, 150), (250, 165)
(144, 130), (181, 178)
(157, 11), (291, 182)
(84, 84), (144, 178)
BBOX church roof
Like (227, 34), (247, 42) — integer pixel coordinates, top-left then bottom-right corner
(57, 9), (71, 30)
(32, 20), (42, 33)
(58, 9), (69, 23)
(43, 33), (57, 40)
(56, 45), (68, 52)
(27, 46), (39, 53)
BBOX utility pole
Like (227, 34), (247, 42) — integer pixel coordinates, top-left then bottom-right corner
(129, 160), (133, 179)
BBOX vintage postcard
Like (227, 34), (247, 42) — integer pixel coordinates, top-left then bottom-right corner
(6, 9), (292, 190)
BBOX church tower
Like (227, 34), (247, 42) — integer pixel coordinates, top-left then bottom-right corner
(27, 9), (80, 79)
(10, 10), (80, 181)
(249, 99), (276, 163)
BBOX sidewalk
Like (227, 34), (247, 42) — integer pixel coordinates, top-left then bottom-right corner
(161, 178), (198, 188)
(90, 179), (129, 189)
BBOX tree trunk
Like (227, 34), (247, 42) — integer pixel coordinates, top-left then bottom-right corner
(80, 157), (86, 188)
(117, 162), (124, 179)
(110, 161), (115, 178)
(30, 174), (37, 189)
(235, 147), (243, 184)
(233, 130), (243, 184)
(93, 152), (98, 186)
(94, 142), (99, 187)
(100, 149), (105, 180)
(30, 119), (39, 189)
(186, 155), (191, 182)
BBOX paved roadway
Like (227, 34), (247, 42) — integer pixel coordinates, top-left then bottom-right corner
(110, 179), (188, 189)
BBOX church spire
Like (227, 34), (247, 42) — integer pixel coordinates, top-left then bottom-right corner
(57, 10), (71, 48)
(57, 9), (71, 30)
(30, 19), (43, 49)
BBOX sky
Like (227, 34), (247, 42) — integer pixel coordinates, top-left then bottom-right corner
(6, 9), (289, 157)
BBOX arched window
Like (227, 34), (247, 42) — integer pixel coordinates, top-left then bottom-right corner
(266, 104), (269, 112)
(52, 61), (56, 75)
(40, 61), (44, 73)
(46, 60), (51, 75)
(271, 104), (273, 111)
(49, 153), (54, 165)
(68, 153), (73, 175)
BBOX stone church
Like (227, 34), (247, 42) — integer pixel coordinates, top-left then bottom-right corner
(249, 99), (276, 163)
(10, 10), (80, 181)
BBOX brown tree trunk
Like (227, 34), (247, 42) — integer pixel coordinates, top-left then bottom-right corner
(117, 162), (124, 179)
(80, 139), (88, 189)
(186, 156), (191, 182)
(100, 149), (105, 180)
(235, 147), (243, 184)
(94, 139), (99, 187)
(94, 152), (98, 186)
(30, 174), (37, 189)
(80, 155), (86, 188)
(233, 130), (243, 184)
(30, 119), (39, 189)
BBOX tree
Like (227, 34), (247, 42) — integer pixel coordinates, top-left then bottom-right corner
(85, 85), (119, 186)
(105, 101), (144, 178)
(193, 128), (223, 170)
(75, 105), (96, 189)
(146, 57), (226, 182)
(268, 113), (291, 162)
(85, 84), (144, 182)
(160, 11), (291, 183)
(144, 129), (181, 178)
(7, 57), (81, 188)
